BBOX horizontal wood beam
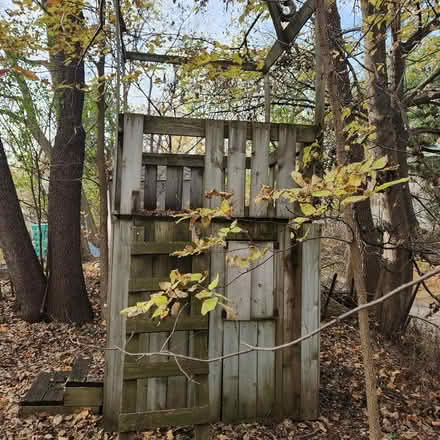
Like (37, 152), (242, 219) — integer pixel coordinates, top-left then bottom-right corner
(131, 241), (192, 255)
(126, 51), (260, 72)
(124, 359), (209, 379)
(119, 405), (211, 431)
(263, 0), (315, 74)
(142, 115), (317, 143)
(126, 315), (209, 333)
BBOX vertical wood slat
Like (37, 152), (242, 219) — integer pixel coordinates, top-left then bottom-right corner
(119, 114), (145, 214)
(104, 221), (131, 431)
(238, 321), (257, 420)
(147, 221), (172, 410)
(166, 223), (191, 410)
(225, 241), (251, 320)
(190, 167), (203, 209)
(208, 243), (225, 420)
(250, 242), (274, 319)
(274, 225), (284, 418)
(283, 225), (302, 419)
(182, 167), (191, 209)
(222, 321), (239, 423)
(144, 165), (157, 210)
(227, 121), (247, 217)
(204, 120), (225, 209)
(250, 123), (270, 217)
(165, 166), (183, 210)
(157, 166), (166, 210)
(257, 321), (275, 418)
(300, 224), (320, 419)
(277, 125), (297, 218)
(104, 114), (144, 431)
(191, 254), (210, 439)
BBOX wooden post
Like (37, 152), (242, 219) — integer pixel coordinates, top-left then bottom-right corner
(104, 114), (144, 432)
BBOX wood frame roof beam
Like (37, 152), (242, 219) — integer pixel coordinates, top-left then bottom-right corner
(263, 0), (315, 74)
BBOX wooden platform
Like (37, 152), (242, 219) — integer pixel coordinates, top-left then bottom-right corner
(20, 358), (104, 416)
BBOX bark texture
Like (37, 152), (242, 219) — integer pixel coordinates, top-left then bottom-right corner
(0, 138), (46, 322)
(46, 9), (93, 323)
(316, 2), (382, 438)
(97, 53), (109, 316)
(360, 0), (416, 337)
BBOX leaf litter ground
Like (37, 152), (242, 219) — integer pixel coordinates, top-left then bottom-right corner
(0, 263), (440, 439)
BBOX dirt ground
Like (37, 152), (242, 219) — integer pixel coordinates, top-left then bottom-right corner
(1, 263), (440, 439)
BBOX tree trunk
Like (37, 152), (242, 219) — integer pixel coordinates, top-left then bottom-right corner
(46, 9), (93, 323)
(315, 3), (382, 438)
(360, 0), (415, 336)
(97, 51), (109, 317)
(323, 1), (381, 298)
(0, 138), (46, 322)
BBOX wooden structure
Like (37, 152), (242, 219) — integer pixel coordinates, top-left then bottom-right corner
(20, 358), (103, 416)
(104, 114), (321, 435)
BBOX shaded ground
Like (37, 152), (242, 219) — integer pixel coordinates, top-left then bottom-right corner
(1, 264), (440, 439)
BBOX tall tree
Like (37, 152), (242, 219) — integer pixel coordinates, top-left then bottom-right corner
(0, 138), (46, 322)
(45, 2), (93, 322)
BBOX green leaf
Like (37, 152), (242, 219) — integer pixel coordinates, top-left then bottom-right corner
(294, 217), (309, 224)
(341, 195), (368, 206)
(312, 190), (331, 197)
(371, 156), (387, 170)
(190, 273), (203, 281)
(300, 203), (316, 216)
(201, 297), (218, 315)
(196, 289), (212, 299)
(208, 273), (219, 290)
(375, 178), (408, 192)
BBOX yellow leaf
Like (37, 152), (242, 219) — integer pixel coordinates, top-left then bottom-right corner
(300, 203), (316, 216)
(208, 273), (219, 290)
(201, 297), (218, 315)
(371, 156), (387, 170)
(341, 195), (368, 206)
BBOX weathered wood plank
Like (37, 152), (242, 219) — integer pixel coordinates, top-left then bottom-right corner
(300, 224), (320, 419)
(263, 0), (315, 74)
(19, 405), (101, 416)
(144, 165), (157, 210)
(119, 405), (211, 431)
(124, 359), (208, 380)
(226, 241), (251, 320)
(22, 373), (52, 403)
(250, 124), (270, 217)
(274, 225), (284, 418)
(126, 51), (260, 72)
(43, 372), (70, 404)
(182, 167), (191, 210)
(69, 358), (91, 383)
(117, 114), (144, 214)
(104, 219), (131, 431)
(156, 165), (167, 210)
(238, 321), (257, 420)
(128, 277), (165, 292)
(131, 241), (192, 255)
(126, 316), (209, 334)
(251, 242), (274, 319)
(227, 121), (247, 217)
(204, 120), (225, 209)
(222, 321), (239, 423)
(64, 386), (103, 407)
(283, 226), (302, 419)
(143, 153), (204, 168)
(165, 166), (183, 210)
(276, 125), (297, 218)
(146, 332), (168, 411)
(141, 115), (317, 143)
(208, 244), (225, 421)
(190, 167), (204, 209)
(191, 254), (210, 434)
(257, 321), (275, 418)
